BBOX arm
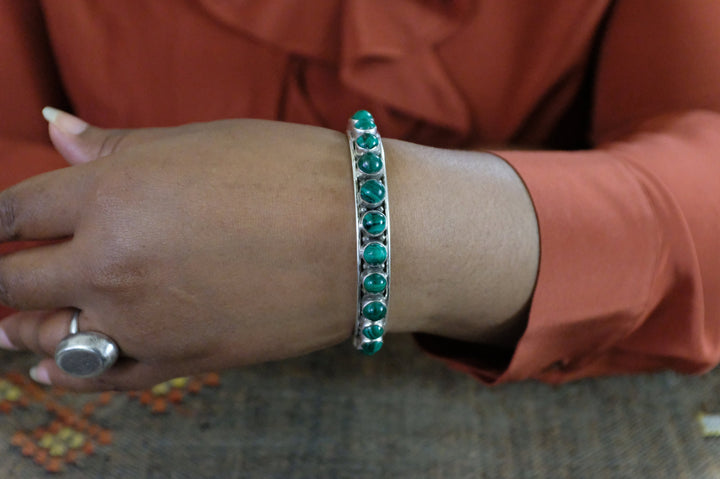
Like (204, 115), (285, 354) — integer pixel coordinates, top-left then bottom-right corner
(1, 0), (718, 389)
(0, 2), (539, 388)
(383, 140), (538, 346)
(0, 113), (537, 389)
(425, 0), (720, 383)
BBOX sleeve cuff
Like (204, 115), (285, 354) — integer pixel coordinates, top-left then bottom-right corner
(416, 145), (665, 384)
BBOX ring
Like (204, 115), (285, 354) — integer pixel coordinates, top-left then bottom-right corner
(54, 309), (120, 378)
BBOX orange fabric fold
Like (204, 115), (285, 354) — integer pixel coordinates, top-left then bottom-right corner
(198, 0), (473, 136)
(495, 112), (720, 383)
(2, 0), (720, 385)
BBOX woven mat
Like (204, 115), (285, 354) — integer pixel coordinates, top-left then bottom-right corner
(2, 334), (720, 478)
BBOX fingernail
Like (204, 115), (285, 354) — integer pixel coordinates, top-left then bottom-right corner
(29, 365), (51, 385)
(0, 328), (17, 350)
(42, 106), (89, 135)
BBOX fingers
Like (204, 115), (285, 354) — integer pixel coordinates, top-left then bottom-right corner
(1, 108), (135, 242)
(0, 308), (209, 392)
(0, 308), (107, 357)
(43, 107), (177, 165)
(45, 108), (123, 165)
(0, 309), (167, 391)
(0, 309), (69, 356)
(31, 358), (183, 392)
(0, 165), (90, 242)
(0, 242), (80, 310)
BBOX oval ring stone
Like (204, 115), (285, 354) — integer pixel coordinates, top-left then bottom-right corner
(356, 133), (378, 150)
(363, 273), (387, 293)
(362, 301), (387, 321)
(360, 179), (386, 205)
(357, 153), (383, 175)
(363, 242), (387, 265)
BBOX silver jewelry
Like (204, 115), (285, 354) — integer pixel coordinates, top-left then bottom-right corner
(54, 309), (120, 378)
(347, 110), (390, 355)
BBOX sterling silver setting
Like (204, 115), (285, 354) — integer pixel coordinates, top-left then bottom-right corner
(54, 309), (120, 378)
(347, 112), (390, 355)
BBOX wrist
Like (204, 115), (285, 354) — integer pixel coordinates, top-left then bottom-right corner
(380, 139), (539, 345)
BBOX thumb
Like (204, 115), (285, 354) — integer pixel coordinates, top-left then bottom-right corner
(42, 106), (133, 165)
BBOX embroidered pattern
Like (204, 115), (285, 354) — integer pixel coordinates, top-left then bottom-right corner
(1, 370), (220, 474)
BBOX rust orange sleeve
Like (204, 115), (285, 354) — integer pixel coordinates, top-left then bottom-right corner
(421, 1), (720, 383)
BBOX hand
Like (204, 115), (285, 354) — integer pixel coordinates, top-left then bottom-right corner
(0, 111), (358, 390)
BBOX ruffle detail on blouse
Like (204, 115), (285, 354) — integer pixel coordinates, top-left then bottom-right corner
(197, 0), (475, 136)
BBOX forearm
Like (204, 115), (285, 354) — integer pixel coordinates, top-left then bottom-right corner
(381, 139), (539, 345)
(0, 117), (540, 390)
(302, 127), (539, 347)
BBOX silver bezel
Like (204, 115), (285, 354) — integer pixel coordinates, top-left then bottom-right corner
(55, 332), (120, 378)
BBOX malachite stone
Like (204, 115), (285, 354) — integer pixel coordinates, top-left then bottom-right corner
(361, 340), (383, 356)
(357, 153), (383, 174)
(363, 324), (385, 340)
(352, 110), (374, 121)
(362, 211), (387, 235)
(360, 179), (386, 205)
(356, 133), (378, 150)
(363, 273), (387, 293)
(363, 242), (387, 265)
(354, 118), (376, 130)
(362, 301), (387, 321)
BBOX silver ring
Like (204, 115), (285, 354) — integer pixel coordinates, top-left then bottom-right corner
(54, 309), (120, 378)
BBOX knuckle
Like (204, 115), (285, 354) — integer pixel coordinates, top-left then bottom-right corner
(0, 264), (20, 309)
(91, 162), (141, 209)
(37, 318), (64, 357)
(98, 130), (129, 158)
(0, 190), (20, 241)
(0, 276), (12, 308)
(80, 175), (148, 295)
(83, 245), (146, 295)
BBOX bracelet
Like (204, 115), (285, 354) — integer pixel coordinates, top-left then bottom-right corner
(347, 110), (390, 355)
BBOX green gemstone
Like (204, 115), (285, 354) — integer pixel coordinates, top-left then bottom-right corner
(355, 118), (376, 130)
(362, 211), (387, 235)
(352, 110), (374, 121)
(361, 340), (383, 356)
(363, 324), (385, 340)
(356, 133), (378, 150)
(363, 301), (387, 321)
(357, 153), (383, 174)
(363, 243), (387, 265)
(363, 273), (387, 293)
(360, 180), (386, 205)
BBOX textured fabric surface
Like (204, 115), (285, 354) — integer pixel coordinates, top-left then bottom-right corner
(2, 335), (719, 478)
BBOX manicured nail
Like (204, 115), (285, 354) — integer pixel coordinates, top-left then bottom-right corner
(29, 365), (51, 385)
(42, 106), (89, 135)
(0, 328), (17, 350)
